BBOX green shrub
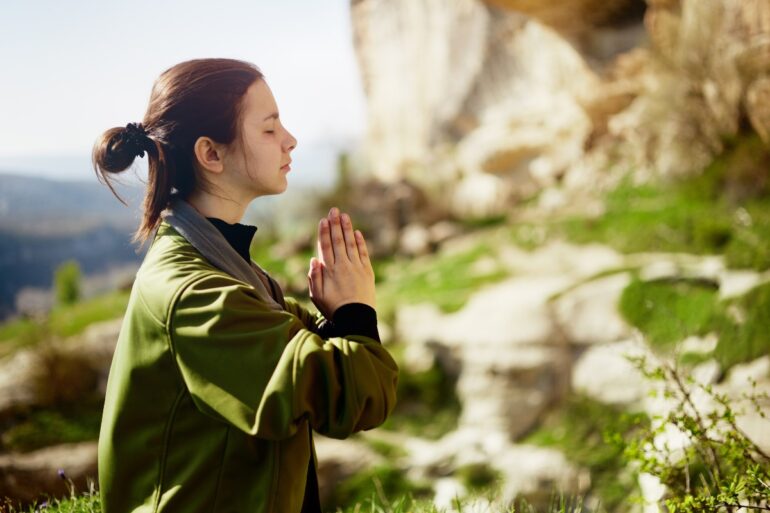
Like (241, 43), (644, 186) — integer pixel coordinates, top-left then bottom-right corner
(54, 261), (82, 307)
(620, 354), (770, 512)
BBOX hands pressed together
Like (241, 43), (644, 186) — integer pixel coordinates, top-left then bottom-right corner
(307, 207), (376, 319)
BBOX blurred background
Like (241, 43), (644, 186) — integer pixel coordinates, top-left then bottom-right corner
(1, 0), (769, 512)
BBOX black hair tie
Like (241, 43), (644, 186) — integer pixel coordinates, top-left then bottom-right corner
(119, 122), (152, 158)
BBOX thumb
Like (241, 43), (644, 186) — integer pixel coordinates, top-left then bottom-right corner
(309, 257), (323, 295)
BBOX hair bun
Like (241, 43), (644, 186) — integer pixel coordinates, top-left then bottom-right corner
(118, 122), (153, 158)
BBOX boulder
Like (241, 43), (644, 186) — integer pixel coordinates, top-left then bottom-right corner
(571, 339), (650, 405)
(0, 441), (97, 506)
(551, 272), (632, 345)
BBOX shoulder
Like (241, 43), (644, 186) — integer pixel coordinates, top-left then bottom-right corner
(132, 221), (243, 325)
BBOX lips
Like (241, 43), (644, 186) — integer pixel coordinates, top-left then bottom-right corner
(281, 161), (291, 172)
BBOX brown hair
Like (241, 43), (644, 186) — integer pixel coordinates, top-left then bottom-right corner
(92, 58), (264, 244)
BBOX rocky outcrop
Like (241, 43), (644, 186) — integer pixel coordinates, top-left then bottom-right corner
(351, 0), (770, 219)
(393, 240), (770, 509)
(350, 0), (647, 218)
(0, 318), (121, 420)
(0, 320), (120, 504)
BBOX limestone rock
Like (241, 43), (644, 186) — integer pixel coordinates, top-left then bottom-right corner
(314, 435), (384, 506)
(0, 442), (97, 506)
(551, 272), (632, 345)
(0, 318), (120, 418)
(399, 223), (432, 256)
(572, 339), (650, 405)
(450, 173), (512, 220)
(496, 444), (585, 507)
(747, 77), (770, 144)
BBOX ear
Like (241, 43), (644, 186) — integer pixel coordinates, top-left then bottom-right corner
(193, 136), (226, 175)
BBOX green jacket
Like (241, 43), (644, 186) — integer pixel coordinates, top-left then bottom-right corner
(98, 221), (399, 513)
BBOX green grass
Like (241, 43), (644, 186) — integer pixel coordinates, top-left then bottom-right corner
(619, 277), (721, 349)
(0, 319), (49, 358)
(1, 399), (103, 453)
(455, 463), (501, 494)
(47, 291), (129, 339)
(618, 277), (770, 370)
(1, 482), (100, 513)
(328, 465), (433, 512)
(522, 395), (648, 513)
(556, 136), (770, 270)
(0, 290), (129, 358)
(1, 490), (595, 513)
(375, 241), (509, 321)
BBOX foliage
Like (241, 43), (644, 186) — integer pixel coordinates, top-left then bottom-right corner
(619, 277), (770, 370)
(1, 490), (598, 513)
(523, 395), (648, 512)
(327, 464), (432, 512)
(1, 399), (103, 452)
(54, 261), (81, 307)
(619, 278), (721, 349)
(713, 282), (770, 369)
(559, 136), (770, 271)
(618, 354), (770, 512)
(1, 476), (100, 513)
(455, 463), (501, 494)
(48, 291), (129, 339)
(376, 241), (508, 321)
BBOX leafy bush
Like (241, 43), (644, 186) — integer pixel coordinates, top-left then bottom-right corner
(54, 261), (81, 307)
(619, 354), (770, 512)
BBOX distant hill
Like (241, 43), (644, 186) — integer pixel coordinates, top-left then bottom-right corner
(0, 173), (146, 320)
(0, 173), (143, 235)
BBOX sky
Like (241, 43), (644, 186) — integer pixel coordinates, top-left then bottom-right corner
(0, 0), (367, 184)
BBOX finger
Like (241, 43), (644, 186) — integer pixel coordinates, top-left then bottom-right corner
(309, 257), (323, 296)
(355, 230), (371, 266)
(341, 213), (360, 263)
(316, 229), (324, 266)
(318, 218), (334, 265)
(328, 207), (346, 262)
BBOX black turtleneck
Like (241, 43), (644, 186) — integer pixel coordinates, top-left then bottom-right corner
(205, 217), (380, 342)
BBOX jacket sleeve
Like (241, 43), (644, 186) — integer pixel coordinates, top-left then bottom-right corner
(282, 296), (326, 335)
(167, 273), (399, 441)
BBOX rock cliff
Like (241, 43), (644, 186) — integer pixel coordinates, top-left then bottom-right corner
(351, 0), (770, 218)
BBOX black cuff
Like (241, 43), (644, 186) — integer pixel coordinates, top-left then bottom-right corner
(331, 303), (380, 342)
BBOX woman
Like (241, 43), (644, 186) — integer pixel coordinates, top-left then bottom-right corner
(92, 58), (399, 513)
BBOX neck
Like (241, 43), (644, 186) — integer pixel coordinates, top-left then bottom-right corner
(186, 189), (249, 225)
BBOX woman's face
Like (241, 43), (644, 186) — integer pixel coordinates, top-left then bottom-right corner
(226, 79), (297, 198)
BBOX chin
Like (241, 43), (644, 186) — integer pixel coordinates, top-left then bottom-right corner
(267, 181), (289, 196)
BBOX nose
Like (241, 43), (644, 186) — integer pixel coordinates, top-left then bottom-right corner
(284, 129), (297, 153)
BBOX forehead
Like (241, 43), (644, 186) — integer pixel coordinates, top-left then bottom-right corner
(242, 79), (277, 118)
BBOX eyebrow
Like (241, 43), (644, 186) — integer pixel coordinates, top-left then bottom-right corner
(263, 112), (279, 121)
